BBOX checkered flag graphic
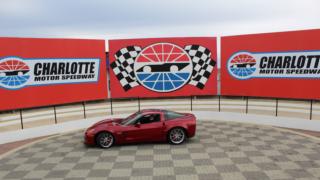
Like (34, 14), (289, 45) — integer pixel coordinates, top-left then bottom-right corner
(185, 45), (216, 89)
(110, 46), (142, 91)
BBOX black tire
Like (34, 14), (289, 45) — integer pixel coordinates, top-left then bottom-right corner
(96, 132), (114, 148)
(168, 128), (186, 145)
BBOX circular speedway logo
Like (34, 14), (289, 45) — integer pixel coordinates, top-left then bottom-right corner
(134, 43), (193, 92)
(228, 52), (257, 79)
(0, 57), (30, 89)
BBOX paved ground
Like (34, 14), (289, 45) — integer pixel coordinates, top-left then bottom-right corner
(1, 120), (320, 180)
(0, 136), (52, 156)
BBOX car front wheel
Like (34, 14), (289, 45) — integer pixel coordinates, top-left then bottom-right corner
(96, 132), (114, 148)
(168, 128), (186, 145)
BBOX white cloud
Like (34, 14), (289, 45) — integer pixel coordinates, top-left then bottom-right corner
(0, 0), (319, 52)
(0, 0), (44, 17)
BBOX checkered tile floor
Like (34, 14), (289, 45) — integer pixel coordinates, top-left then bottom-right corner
(1, 120), (320, 180)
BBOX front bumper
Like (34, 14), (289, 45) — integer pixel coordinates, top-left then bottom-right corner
(187, 124), (196, 138)
(84, 131), (95, 145)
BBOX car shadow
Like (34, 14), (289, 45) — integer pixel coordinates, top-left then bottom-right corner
(84, 138), (198, 149)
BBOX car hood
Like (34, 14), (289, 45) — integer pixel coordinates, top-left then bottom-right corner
(91, 118), (123, 128)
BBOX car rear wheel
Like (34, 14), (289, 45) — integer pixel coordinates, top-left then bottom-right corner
(168, 128), (186, 145)
(96, 132), (114, 148)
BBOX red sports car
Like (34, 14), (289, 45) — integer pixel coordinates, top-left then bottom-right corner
(84, 109), (196, 148)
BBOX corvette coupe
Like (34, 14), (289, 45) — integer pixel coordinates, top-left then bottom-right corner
(84, 109), (196, 148)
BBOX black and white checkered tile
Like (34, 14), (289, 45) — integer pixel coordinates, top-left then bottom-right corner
(1, 120), (320, 180)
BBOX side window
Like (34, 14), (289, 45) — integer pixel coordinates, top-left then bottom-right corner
(138, 114), (161, 124)
(165, 111), (184, 121)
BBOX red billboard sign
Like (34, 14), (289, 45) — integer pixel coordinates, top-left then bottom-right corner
(0, 37), (108, 111)
(221, 29), (320, 100)
(109, 37), (217, 98)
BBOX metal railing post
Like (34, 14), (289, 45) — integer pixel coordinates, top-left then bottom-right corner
(19, 109), (24, 129)
(275, 98), (278, 117)
(53, 106), (57, 124)
(110, 98), (113, 115)
(190, 96), (193, 111)
(246, 97), (248, 114)
(82, 102), (86, 119)
(310, 100), (313, 120)
(218, 95), (221, 112)
(138, 97), (141, 112)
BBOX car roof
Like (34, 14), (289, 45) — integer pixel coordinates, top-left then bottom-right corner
(140, 109), (164, 113)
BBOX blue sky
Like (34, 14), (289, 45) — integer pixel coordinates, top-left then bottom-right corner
(0, 0), (319, 51)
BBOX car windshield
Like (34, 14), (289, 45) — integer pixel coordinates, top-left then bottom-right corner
(120, 112), (142, 125)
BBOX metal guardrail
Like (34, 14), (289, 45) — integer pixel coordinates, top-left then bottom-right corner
(0, 95), (318, 132)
